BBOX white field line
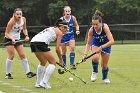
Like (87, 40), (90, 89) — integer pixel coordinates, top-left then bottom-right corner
(0, 80), (39, 93)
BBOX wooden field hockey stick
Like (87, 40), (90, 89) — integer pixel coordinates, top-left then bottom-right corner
(56, 62), (87, 84)
(58, 52), (96, 74)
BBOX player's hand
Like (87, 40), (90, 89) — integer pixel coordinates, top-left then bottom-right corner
(59, 60), (64, 66)
(24, 36), (29, 42)
(12, 39), (16, 44)
(76, 30), (80, 35)
(95, 46), (102, 53)
(82, 54), (87, 62)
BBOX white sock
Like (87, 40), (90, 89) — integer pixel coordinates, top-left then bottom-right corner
(42, 64), (55, 84)
(21, 58), (30, 74)
(36, 64), (45, 84)
(6, 58), (12, 74)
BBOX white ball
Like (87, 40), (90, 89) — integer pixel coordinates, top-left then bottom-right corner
(69, 77), (73, 81)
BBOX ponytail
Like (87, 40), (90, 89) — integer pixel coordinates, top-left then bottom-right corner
(92, 10), (103, 23)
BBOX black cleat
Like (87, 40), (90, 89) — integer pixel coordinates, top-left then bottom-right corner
(71, 65), (77, 70)
(26, 72), (36, 78)
(5, 73), (13, 79)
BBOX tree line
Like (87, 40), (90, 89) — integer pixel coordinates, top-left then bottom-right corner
(0, 0), (140, 27)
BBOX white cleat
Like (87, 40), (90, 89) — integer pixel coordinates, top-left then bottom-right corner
(91, 72), (97, 82)
(40, 81), (51, 89)
(103, 79), (110, 84)
(35, 83), (42, 88)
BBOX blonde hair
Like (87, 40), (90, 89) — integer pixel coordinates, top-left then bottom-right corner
(63, 6), (71, 11)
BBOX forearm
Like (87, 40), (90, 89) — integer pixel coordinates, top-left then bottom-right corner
(84, 43), (90, 55)
(75, 25), (79, 31)
(56, 49), (63, 61)
(101, 40), (114, 48)
(23, 29), (28, 36)
(5, 32), (14, 40)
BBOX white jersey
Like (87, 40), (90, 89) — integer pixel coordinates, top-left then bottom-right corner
(31, 27), (57, 45)
(9, 17), (24, 40)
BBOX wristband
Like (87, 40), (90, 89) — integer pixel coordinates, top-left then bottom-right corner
(76, 30), (80, 35)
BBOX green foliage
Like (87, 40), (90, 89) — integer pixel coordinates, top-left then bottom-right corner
(48, 0), (68, 24)
(0, 0), (140, 26)
(93, 0), (140, 23)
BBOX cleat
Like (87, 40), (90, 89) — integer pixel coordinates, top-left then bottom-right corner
(35, 83), (42, 88)
(40, 81), (51, 89)
(5, 73), (13, 79)
(26, 72), (36, 78)
(103, 79), (110, 84)
(91, 72), (97, 82)
(71, 65), (76, 70)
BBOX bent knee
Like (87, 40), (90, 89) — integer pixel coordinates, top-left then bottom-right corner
(70, 47), (75, 52)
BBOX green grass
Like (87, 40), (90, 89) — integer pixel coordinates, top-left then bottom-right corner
(0, 44), (140, 93)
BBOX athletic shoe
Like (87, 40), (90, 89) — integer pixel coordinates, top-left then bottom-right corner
(26, 72), (36, 78)
(40, 81), (51, 89)
(103, 79), (110, 84)
(35, 83), (42, 88)
(5, 73), (13, 79)
(71, 65), (76, 70)
(63, 65), (67, 69)
(91, 72), (97, 82)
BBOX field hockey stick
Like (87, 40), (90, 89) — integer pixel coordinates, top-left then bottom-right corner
(0, 39), (25, 46)
(56, 62), (87, 84)
(58, 52), (96, 74)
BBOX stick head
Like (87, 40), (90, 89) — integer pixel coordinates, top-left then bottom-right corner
(58, 69), (64, 74)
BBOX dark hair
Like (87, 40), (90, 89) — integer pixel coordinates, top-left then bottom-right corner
(14, 8), (22, 13)
(55, 19), (68, 27)
(92, 10), (103, 23)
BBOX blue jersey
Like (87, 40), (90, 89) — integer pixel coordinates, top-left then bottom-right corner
(61, 15), (74, 34)
(91, 23), (111, 54)
(61, 15), (75, 43)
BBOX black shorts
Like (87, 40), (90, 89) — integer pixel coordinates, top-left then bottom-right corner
(4, 37), (23, 46)
(30, 42), (50, 52)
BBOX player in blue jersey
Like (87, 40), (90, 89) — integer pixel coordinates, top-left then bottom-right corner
(82, 10), (114, 84)
(60, 6), (80, 69)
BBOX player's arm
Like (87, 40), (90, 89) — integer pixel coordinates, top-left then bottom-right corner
(5, 19), (15, 42)
(55, 28), (64, 65)
(23, 17), (29, 41)
(101, 24), (114, 48)
(83, 27), (93, 56)
(72, 16), (80, 35)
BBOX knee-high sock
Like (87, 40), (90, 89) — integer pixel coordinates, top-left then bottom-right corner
(42, 64), (55, 83)
(36, 64), (45, 84)
(21, 58), (30, 74)
(92, 60), (99, 73)
(62, 55), (66, 65)
(6, 58), (13, 74)
(102, 68), (109, 80)
(70, 52), (75, 66)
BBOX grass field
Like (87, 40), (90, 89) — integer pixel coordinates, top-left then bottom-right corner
(0, 44), (140, 93)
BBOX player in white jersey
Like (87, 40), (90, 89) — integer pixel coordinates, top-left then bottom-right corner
(4, 8), (36, 79)
(30, 19), (68, 89)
